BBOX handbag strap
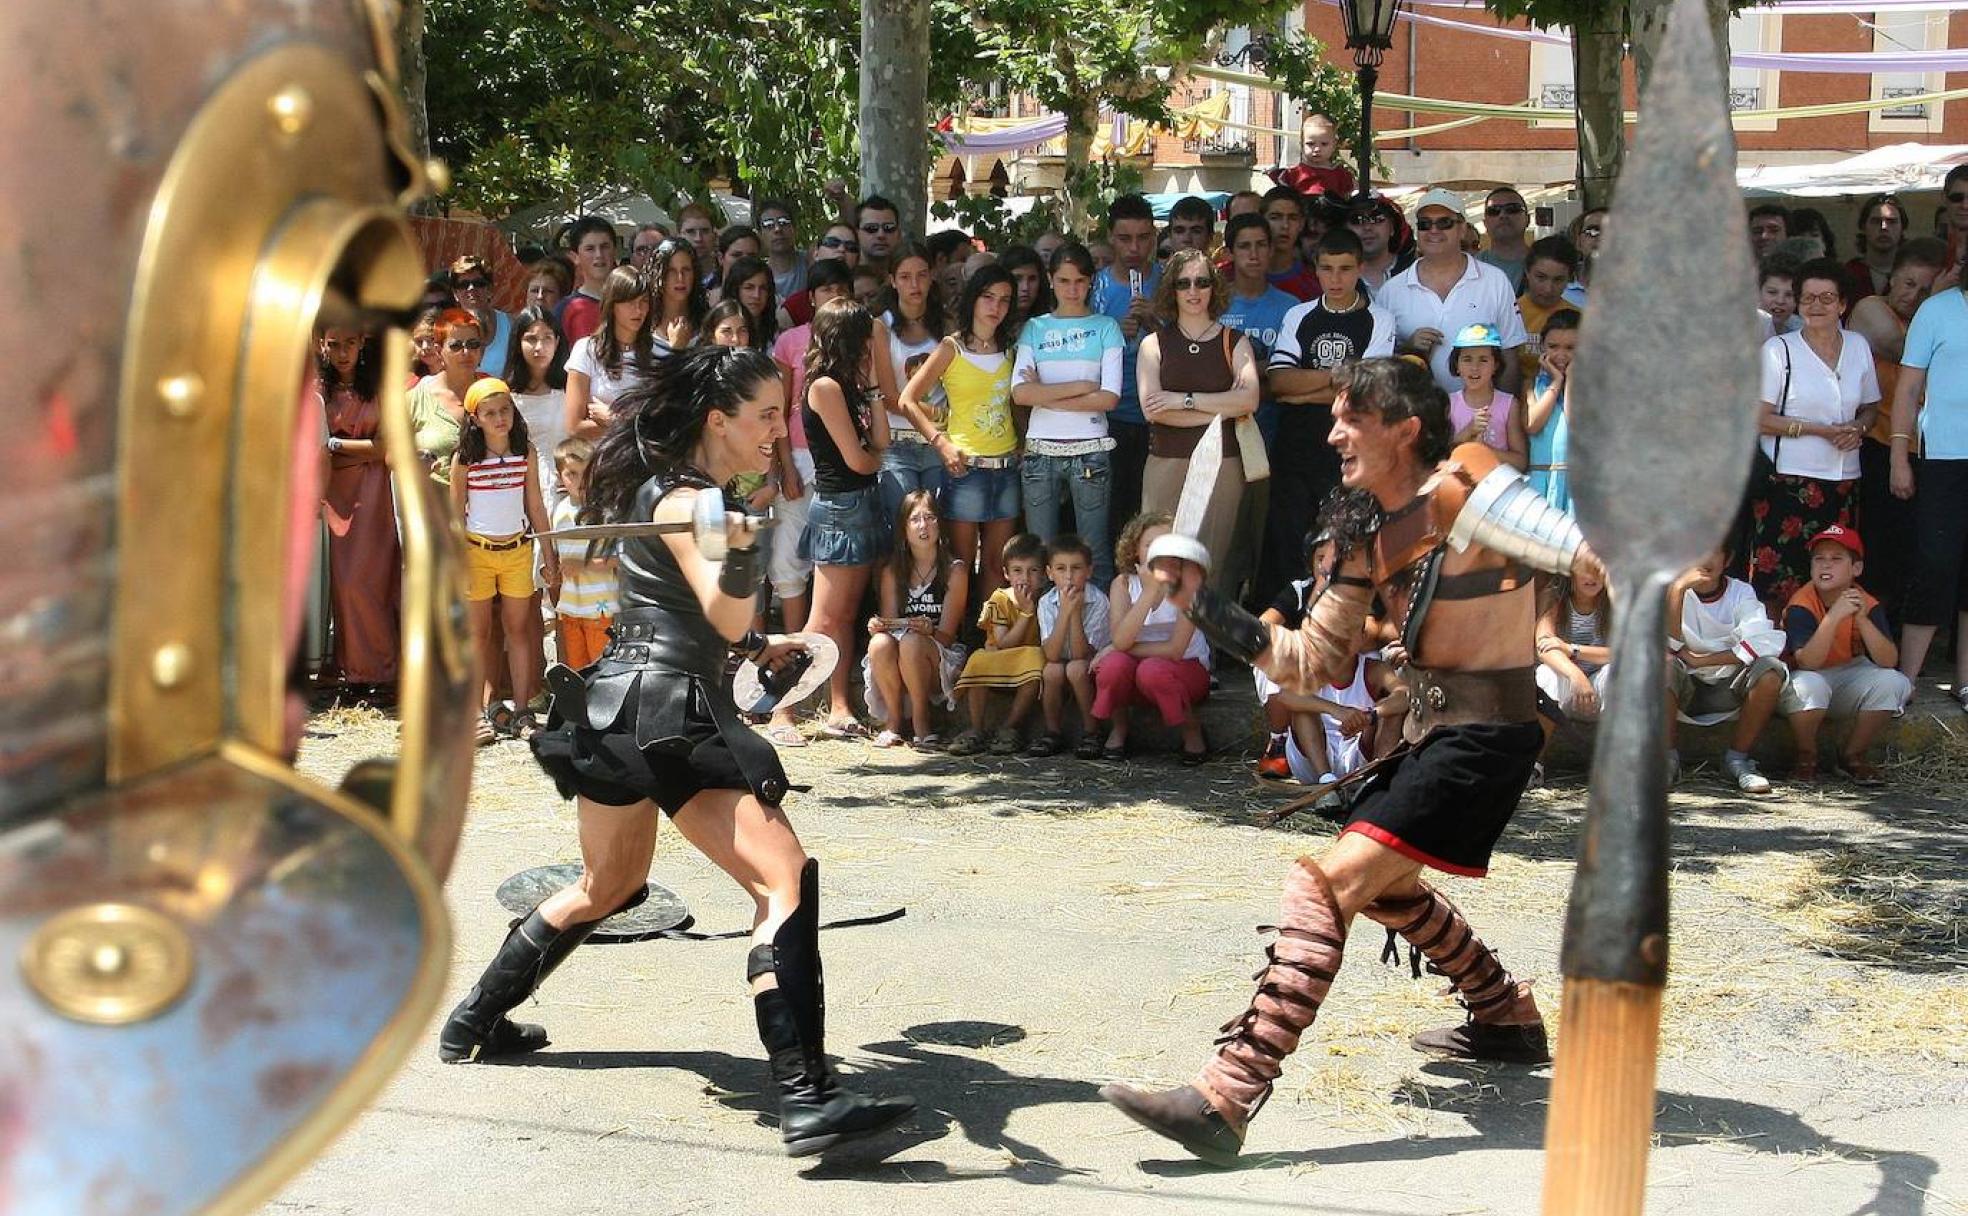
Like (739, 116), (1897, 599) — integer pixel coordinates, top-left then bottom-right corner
(1771, 336), (1793, 469)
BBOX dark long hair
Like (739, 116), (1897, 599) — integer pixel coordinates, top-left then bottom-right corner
(582, 345), (782, 525)
(719, 255), (779, 347)
(881, 240), (946, 338)
(502, 305), (569, 392)
(458, 395), (531, 465)
(592, 266), (654, 374)
(650, 238), (710, 339)
(887, 488), (956, 598)
(999, 244), (1054, 317)
(955, 263), (1020, 353)
(317, 328), (382, 400)
(803, 298), (876, 421)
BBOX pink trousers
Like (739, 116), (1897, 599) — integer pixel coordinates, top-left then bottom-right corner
(1092, 651), (1210, 726)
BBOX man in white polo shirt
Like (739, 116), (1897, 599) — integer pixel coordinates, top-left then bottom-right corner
(1382, 188), (1528, 395)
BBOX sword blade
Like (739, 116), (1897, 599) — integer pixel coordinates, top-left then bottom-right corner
(1171, 419), (1225, 542)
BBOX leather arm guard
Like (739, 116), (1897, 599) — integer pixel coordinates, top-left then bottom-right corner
(1444, 456), (1584, 577)
(1264, 577), (1375, 695)
(1186, 585), (1272, 666)
(718, 542), (766, 600)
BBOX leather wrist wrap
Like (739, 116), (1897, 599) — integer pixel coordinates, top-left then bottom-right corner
(1186, 585), (1272, 666)
(719, 544), (765, 600)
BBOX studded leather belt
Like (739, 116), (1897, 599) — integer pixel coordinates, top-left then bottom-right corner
(1403, 665), (1539, 743)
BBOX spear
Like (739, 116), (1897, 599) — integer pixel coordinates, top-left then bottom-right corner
(1542, 0), (1761, 1210)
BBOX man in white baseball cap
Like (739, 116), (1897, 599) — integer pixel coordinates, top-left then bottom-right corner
(1380, 187), (1529, 394)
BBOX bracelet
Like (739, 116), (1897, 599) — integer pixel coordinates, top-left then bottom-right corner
(1787, 420), (1804, 439)
(1892, 432), (1913, 442)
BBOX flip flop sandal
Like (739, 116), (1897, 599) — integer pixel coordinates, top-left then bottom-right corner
(915, 733), (947, 752)
(511, 712), (543, 744)
(819, 719), (872, 741)
(873, 729), (907, 748)
(765, 723), (808, 748)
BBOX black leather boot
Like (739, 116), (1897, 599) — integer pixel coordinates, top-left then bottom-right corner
(750, 859), (915, 1156)
(437, 887), (645, 1064)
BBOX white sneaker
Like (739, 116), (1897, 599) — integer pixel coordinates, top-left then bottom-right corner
(1723, 754), (1772, 794)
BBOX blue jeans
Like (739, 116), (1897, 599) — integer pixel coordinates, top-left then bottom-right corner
(878, 441), (949, 528)
(1022, 450), (1114, 585)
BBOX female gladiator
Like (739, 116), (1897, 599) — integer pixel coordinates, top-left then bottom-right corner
(437, 345), (916, 1158)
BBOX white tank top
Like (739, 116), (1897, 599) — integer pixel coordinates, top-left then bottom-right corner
(464, 453), (529, 536)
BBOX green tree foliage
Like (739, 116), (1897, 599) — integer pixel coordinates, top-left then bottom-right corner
(427, 0), (867, 221)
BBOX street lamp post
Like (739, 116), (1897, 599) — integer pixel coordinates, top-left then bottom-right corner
(1338, 0), (1404, 197)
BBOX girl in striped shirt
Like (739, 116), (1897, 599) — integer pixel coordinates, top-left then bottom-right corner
(453, 377), (559, 740)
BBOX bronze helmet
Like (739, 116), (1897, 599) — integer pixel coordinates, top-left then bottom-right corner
(0, 1), (477, 1211)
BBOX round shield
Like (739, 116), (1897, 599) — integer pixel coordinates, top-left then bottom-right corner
(495, 864), (692, 942)
(733, 631), (838, 715)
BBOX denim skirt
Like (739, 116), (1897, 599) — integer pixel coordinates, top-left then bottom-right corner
(799, 484), (889, 567)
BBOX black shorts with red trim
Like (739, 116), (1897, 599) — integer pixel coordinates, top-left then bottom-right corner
(1340, 720), (1542, 877)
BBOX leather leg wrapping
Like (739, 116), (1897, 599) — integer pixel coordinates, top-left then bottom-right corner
(1197, 859), (1345, 1126)
(441, 885), (647, 1056)
(1264, 582), (1374, 695)
(752, 858), (825, 1058)
(1362, 884), (1528, 1023)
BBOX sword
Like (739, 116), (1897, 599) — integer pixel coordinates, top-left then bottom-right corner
(1541, 0), (1761, 1210)
(1144, 417), (1226, 572)
(539, 493), (776, 560)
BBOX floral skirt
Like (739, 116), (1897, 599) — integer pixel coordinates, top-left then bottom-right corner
(1748, 473), (1855, 609)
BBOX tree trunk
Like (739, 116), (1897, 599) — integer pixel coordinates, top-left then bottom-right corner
(859, 0), (930, 241)
(1060, 94), (1101, 238)
(1571, 3), (1627, 212)
(394, 0), (430, 160)
(1630, 0), (1733, 101)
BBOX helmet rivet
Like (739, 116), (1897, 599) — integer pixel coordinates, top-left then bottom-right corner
(157, 374), (203, 418)
(150, 642), (194, 689)
(268, 86), (313, 137)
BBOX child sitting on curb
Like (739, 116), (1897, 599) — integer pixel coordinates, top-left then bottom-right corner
(1781, 525), (1912, 785)
(1032, 534), (1111, 759)
(1094, 513), (1212, 764)
(1668, 544), (1810, 794)
(949, 533), (1047, 756)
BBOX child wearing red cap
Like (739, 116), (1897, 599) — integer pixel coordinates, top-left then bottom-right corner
(1781, 524), (1911, 784)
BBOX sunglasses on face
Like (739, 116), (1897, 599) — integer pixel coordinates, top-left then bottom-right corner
(445, 339), (483, 351)
(820, 236), (860, 253)
(759, 216), (796, 230)
(1484, 202), (1525, 217)
(453, 277), (490, 290)
(1172, 276), (1214, 291)
(1414, 216), (1461, 232)
(860, 221), (899, 234)
(1347, 213), (1386, 227)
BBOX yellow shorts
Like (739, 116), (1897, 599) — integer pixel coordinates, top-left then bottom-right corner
(465, 536), (535, 601)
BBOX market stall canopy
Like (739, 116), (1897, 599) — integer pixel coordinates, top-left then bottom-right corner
(1739, 143), (1968, 197)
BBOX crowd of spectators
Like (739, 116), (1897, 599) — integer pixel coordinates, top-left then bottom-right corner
(309, 114), (1968, 788)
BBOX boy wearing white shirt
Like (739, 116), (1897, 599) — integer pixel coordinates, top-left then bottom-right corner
(1666, 545), (1811, 793)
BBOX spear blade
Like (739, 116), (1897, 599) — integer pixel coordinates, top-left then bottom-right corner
(1543, 0), (1761, 1211)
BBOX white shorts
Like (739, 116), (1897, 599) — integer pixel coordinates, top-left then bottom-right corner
(1536, 663), (1611, 722)
(1786, 660), (1912, 718)
(768, 447), (817, 601)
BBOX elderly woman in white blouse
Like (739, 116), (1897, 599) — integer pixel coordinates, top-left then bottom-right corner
(1747, 257), (1881, 610)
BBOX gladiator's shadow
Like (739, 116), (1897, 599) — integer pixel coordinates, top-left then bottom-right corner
(1136, 1064), (1939, 1215)
(504, 1020), (1103, 1184)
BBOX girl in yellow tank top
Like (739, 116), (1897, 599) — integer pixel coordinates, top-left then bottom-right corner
(898, 264), (1024, 603)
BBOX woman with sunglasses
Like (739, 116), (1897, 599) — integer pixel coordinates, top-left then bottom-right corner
(451, 254), (513, 373)
(781, 223), (861, 329)
(1137, 250), (1262, 598)
(407, 308), (489, 484)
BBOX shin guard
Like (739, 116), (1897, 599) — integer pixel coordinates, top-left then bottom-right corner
(1196, 859), (1345, 1126)
(1362, 884), (1532, 1024)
